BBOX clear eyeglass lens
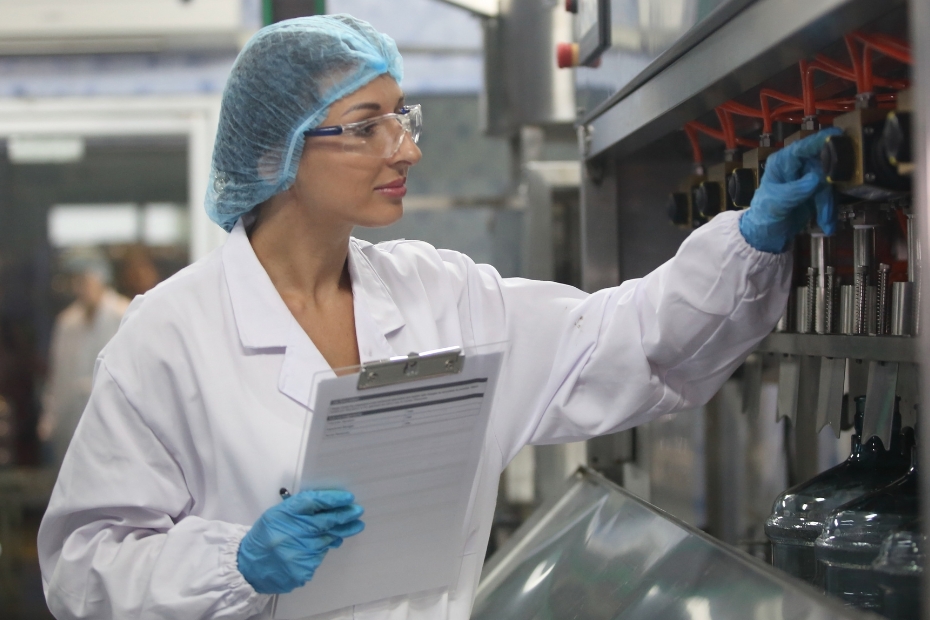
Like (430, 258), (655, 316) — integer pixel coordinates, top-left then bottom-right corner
(342, 106), (421, 158)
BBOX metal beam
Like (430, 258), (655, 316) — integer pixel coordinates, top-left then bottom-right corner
(584, 0), (906, 159)
(756, 333), (917, 363)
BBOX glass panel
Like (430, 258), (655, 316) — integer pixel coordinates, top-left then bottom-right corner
(473, 468), (872, 620)
(576, 0), (739, 117)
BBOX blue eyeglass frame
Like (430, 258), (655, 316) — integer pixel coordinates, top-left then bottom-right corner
(303, 104), (421, 139)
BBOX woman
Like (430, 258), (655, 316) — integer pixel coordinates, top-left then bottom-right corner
(38, 14), (838, 620)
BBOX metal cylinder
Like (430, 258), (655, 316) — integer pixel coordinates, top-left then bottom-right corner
(810, 234), (826, 275)
(840, 284), (855, 335)
(877, 263), (892, 335)
(853, 226), (875, 269)
(891, 281), (915, 336)
(796, 286), (809, 334)
(482, 1), (575, 135)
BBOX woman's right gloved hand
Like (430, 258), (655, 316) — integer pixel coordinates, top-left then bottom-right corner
(237, 489), (365, 594)
(738, 127), (843, 253)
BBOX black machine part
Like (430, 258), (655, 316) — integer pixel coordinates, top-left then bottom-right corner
(821, 134), (857, 184)
(727, 168), (758, 208)
(694, 181), (723, 218)
(667, 192), (691, 226)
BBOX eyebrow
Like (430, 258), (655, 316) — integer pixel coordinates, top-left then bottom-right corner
(341, 96), (407, 117)
(342, 102), (382, 116)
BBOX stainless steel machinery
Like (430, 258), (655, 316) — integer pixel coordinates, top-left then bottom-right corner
(466, 0), (929, 617)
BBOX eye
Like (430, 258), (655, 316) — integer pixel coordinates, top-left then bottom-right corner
(357, 122), (379, 137)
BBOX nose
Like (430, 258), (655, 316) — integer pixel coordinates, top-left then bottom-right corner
(392, 131), (422, 165)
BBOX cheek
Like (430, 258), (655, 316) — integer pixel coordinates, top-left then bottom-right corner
(298, 153), (378, 207)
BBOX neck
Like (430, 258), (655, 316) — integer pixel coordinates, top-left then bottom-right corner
(82, 300), (100, 324)
(248, 191), (354, 301)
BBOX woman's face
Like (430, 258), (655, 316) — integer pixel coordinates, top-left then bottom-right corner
(291, 75), (422, 229)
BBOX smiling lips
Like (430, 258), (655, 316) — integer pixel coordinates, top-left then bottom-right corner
(375, 177), (407, 198)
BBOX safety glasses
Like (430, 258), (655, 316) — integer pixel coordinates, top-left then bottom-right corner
(303, 104), (422, 158)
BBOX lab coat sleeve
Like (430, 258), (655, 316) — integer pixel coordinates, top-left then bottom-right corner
(37, 361), (271, 620)
(451, 211), (791, 464)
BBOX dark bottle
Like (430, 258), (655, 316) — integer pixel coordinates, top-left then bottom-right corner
(815, 432), (919, 613)
(764, 397), (911, 585)
(873, 526), (924, 620)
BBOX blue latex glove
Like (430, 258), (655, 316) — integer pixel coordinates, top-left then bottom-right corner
(739, 127), (843, 253)
(237, 489), (365, 594)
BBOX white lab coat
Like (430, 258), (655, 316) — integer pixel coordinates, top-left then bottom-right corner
(38, 210), (790, 620)
(40, 289), (130, 468)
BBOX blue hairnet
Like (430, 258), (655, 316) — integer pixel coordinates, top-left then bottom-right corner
(206, 15), (403, 232)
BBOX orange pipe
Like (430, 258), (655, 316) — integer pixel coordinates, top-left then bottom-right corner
(684, 123), (702, 165)
(854, 32), (913, 65)
(799, 60), (816, 117)
(844, 35), (867, 93)
(760, 89), (803, 134)
(715, 107), (736, 150)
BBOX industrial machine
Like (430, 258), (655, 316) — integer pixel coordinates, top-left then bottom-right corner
(463, 0), (929, 617)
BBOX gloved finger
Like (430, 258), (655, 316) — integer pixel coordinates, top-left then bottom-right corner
(763, 128), (844, 185)
(749, 170), (821, 215)
(768, 170), (822, 208)
(285, 489), (356, 515)
(328, 519), (365, 538)
(759, 147), (800, 185)
(814, 184), (836, 235)
(786, 126), (844, 159)
(298, 532), (342, 553)
(298, 503), (364, 533)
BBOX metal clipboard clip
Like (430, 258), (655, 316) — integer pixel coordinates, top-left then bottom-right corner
(357, 346), (464, 390)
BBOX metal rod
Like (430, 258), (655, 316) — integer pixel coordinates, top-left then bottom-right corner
(821, 266), (836, 334)
(877, 263), (892, 335)
(906, 213), (921, 336)
(805, 267), (817, 335)
(854, 266), (869, 335)
(853, 227), (875, 336)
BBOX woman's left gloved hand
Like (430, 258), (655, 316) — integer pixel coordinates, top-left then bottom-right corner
(237, 489), (365, 594)
(738, 127), (843, 254)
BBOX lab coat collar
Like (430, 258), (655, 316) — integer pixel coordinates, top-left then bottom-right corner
(346, 238), (406, 337)
(222, 220), (407, 350)
(222, 219), (293, 349)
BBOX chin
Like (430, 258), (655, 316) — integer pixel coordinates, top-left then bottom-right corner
(356, 200), (404, 229)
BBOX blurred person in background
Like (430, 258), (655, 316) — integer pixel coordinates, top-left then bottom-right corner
(119, 245), (161, 299)
(37, 251), (129, 469)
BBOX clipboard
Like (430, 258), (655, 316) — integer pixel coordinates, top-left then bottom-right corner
(272, 344), (504, 619)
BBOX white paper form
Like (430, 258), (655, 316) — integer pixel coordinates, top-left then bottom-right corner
(273, 350), (502, 619)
